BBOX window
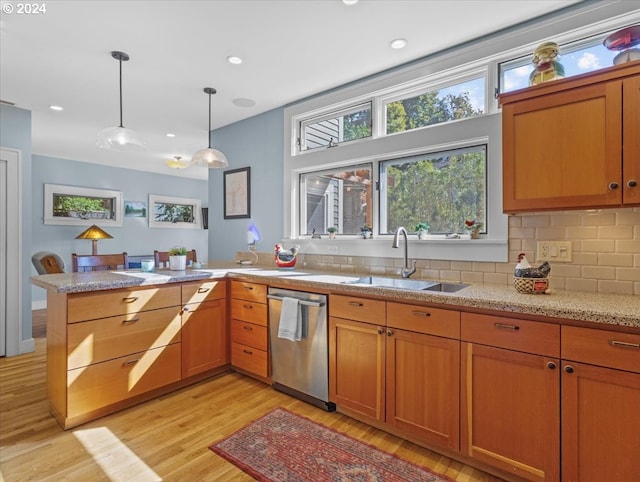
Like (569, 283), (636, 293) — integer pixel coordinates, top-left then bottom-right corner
(299, 102), (372, 151)
(499, 33), (618, 93)
(300, 164), (372, 235)
(385, 77), (485, 134)
(380, 146), (486, 235)
(44, 184), (123, 226)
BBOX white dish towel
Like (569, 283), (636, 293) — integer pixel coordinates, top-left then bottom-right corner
(278, 297), (301, 341)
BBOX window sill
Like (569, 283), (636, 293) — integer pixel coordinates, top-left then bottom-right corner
(288, 237), (508, 262)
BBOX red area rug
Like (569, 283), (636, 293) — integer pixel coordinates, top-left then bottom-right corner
(209, 407), (454, 481)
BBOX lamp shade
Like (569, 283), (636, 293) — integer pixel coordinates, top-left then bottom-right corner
(75, 224), (113, 255)
(96, 126), (144, 151)
(191, 147), (228, 168)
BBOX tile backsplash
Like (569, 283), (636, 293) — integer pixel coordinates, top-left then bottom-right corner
(244, 208), (639, 296)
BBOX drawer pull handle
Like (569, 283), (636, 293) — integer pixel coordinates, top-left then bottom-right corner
(243, 325), (254, 331)
(122, 296), (139, 303)
(122, 317), (140, 324)
(244, 286), (254, 290)
(243, 304), (253, 310)
(495, 323), (519, 331)
(123, 359), (139, 366)
(609, 340), (640, 350)
(243, 349), (253, 355)
(197, 287), (211, 293)
(348, 301), (364, 307)
(411, 310), (431, 318)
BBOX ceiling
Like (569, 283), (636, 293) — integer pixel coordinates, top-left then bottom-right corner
(0, 0), (579, 180)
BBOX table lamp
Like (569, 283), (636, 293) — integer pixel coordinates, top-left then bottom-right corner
(75, 224), (113, 255)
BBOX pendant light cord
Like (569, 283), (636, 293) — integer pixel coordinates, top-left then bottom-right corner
(207, 91), (212, 148)
(118, 56), (124, 128)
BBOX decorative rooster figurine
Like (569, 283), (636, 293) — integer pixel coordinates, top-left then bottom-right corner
(515, 252), (551, 278)
(274, 244), (300, 269)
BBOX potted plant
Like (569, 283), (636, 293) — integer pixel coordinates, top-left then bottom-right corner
(168, 246), (188, 270)
(414, 222), (430, 240)
(327, 227), (337, 239)
(464, 219), (483, 239)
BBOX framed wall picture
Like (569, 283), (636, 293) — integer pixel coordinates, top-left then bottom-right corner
(149, 194), (202, 229)
(224, 167), (251, 219)
(44, 183), (123, 226)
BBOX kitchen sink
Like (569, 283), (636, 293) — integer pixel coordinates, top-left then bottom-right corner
(343, 276), (467, 292)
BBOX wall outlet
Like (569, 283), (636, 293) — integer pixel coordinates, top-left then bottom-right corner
(537, 240), (572, 262)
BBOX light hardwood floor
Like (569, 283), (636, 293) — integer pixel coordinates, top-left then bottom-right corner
(0, 313), (504, 482)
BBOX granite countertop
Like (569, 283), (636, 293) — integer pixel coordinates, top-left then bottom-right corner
(31, 265), (640, 329)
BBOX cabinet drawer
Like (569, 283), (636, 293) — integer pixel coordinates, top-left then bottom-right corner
(387, 302), (460, 338)
(562, 325), (640, 373)
(231, 320), (268, 350)
(68, 285), (181, 323)
(231, 281), (267, 303)
(461, 313), (559, 357)
(329, 294), (386, 325)
(182, 279), (226, 304)
(231, 342), (268, 378)
(67, 342), (181, 418)
(231, 299), (267, 326)
(68, 306), (181, 370)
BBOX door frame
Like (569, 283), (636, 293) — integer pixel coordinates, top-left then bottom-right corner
(1, 147), (23, 356)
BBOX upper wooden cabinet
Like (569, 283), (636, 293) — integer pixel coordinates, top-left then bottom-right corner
(500, 61), (640, 213)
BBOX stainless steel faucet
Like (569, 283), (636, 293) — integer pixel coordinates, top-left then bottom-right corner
(392, 227), (416, 279)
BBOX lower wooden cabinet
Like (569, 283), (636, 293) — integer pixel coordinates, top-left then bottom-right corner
(461, 313), (560, 482)
(181, 280), (228, 378)
(561, 326), (640, 482)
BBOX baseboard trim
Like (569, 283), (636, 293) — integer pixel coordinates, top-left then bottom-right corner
(20, 337), (35, 354)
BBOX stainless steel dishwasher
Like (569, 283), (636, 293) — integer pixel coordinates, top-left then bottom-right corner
(268, 287), (335, 411)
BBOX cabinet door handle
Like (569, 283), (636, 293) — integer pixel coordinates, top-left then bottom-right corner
(197, 287), (210, 293)
(609, 340), (640, 350)
(547, 361), (557, 370)
(123, 359), (139, 366)
(627, 180), (637, 188)
(564, 365), (574, 374)
(348, 301), (364, 307)
(608, 182), (619, 190)
(387, 329), (394, 336)
(122, 296), (139, 303)
(243, 349), (253, 355)
(243, 325), (254, 331)
(377, 328), (383, 335)
(122, 317), (140, 324)
(494, 323), (519, 331)
(243, 304), (253, 310)
(411, 310), (431, 317)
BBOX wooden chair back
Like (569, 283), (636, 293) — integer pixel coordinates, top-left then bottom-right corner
(32, 251), (65, 274)
(154, 249), (197, 268)
(72, 252), (129, 273)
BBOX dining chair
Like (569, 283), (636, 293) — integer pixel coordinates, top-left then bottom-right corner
(72, 252), (129, 272)
(154, 249), (197, 268)
(32, 251), (65, 274)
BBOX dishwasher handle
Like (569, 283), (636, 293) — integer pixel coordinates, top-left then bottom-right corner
(267, 294), (325, 307)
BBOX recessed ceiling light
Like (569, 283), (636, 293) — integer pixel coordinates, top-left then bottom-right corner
(232, 98), (256, 108)
(343, 0), (358, 5)
(227, 56), (243, 65)
(49, 105), (64, 111)
(390, 38), (407, 49)
(166, 133), (176, 138)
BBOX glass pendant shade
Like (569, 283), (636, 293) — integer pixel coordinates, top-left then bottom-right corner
(191, 87), (228, 169)
(97, 126), (144, 151)
(191, 147), (228, 168)
(97, 51), (144, 151)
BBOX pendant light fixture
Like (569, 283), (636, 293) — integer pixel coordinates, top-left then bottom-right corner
(191, 87), (228, 169)
(96, 51), (144, 151)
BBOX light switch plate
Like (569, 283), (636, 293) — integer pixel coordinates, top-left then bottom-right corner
(537, 240), (572, 262)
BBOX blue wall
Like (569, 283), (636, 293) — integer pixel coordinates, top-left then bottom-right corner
(0, 104), (33, 342)
(31, 155), (209, 304)
(208, 108), (284, 261)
